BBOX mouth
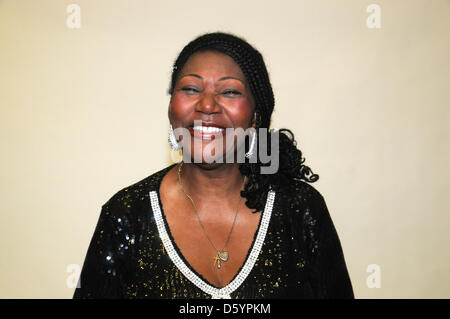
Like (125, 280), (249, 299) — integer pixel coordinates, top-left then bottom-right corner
(188, 124), (226, 140)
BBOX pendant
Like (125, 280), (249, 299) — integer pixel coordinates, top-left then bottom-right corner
(219, 251), (229, 262)
(214, 251), (229, 269)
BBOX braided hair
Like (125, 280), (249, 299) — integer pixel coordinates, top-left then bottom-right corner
(168, 32), (318, 212)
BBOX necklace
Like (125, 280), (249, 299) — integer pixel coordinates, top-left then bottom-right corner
(177, 162), (246, 269)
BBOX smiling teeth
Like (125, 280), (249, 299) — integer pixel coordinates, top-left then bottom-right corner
(193, 126), (224, 133)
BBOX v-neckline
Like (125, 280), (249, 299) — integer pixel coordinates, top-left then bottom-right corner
(148, 164), (276, 299)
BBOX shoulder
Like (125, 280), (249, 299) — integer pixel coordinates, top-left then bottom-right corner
(276, 178), (325, 212)
(102, 164), (176, 219)
(276, 179), (337, 254)
(274, 178), (331, 236)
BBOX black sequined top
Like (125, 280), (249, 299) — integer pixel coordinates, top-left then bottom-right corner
(73, 164), (354, 299)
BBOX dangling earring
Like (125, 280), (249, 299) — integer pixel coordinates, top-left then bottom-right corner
(168, 124), (181, 151)
(245, 130), (257, 158)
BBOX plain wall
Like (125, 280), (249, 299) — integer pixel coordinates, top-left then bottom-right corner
(0, 0), (449, 298)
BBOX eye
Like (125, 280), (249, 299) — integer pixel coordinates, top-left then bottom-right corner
(221, 89), (242, 97)
(180, 87), (200, 94)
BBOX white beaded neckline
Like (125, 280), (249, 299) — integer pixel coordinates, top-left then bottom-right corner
(149, 189), (276, 299)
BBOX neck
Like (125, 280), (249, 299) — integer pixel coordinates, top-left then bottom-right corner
(178, 162), (245, 200)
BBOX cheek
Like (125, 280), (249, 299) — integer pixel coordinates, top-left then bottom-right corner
(222, 98), (254, 126)
(170, 93), (195, 119)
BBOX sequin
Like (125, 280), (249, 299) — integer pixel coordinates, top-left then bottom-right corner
(73, 164), (354, 299)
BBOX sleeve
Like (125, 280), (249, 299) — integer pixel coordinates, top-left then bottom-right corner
(73, 200), (124, 299)
(304, 191), (354, 299)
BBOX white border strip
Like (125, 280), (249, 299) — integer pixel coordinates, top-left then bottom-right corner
(150, 190), (275, 299)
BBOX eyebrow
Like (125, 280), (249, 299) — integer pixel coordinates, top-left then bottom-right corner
(180, 73), (246, 85)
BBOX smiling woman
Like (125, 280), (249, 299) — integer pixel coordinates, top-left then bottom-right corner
(73, 32), (354, 299)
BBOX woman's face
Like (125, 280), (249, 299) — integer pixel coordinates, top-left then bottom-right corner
(169, 50), (255, 165)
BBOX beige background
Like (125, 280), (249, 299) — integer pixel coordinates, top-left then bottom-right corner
(0, 0), (449, 298)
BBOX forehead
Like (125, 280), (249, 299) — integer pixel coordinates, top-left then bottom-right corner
(180, 51), (246, 79)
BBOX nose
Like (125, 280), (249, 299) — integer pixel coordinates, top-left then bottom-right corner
(195, 91), (221, 114)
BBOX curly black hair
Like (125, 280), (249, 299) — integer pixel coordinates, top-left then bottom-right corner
(168, 32), (318, 212)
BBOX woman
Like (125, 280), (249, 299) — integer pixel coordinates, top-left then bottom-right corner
(73, 32), (354, 299)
